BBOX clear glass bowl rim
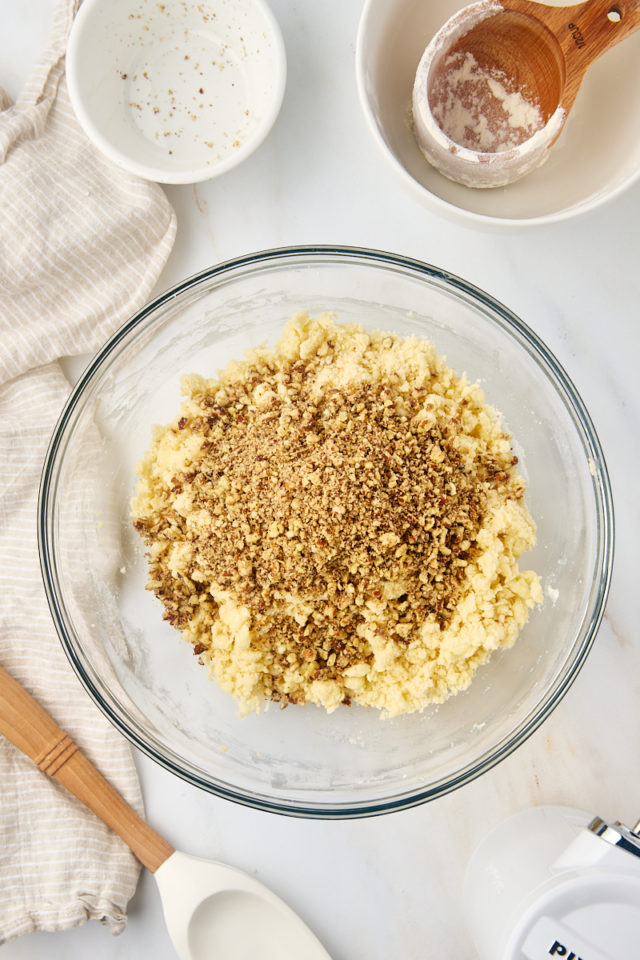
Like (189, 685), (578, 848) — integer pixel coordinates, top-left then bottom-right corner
(38, 245), (615, 819)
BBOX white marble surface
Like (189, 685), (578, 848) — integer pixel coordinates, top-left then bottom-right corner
(2, 2), (640, 958)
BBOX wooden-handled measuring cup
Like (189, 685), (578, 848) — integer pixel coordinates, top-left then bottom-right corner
(454, 0), (640, 125)
(412, 0), (640, 186)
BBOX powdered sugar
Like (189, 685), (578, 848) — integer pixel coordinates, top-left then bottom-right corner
(430, 51), (544, 153)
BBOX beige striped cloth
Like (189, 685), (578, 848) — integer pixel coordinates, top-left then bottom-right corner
(0, 0), (176, 943)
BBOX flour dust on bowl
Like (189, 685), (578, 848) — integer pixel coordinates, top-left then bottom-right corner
(38, 247), (613, 818)
(356, 0), (640, 226)
(410, 0), (640, 189)
(65, 0), (286, 183)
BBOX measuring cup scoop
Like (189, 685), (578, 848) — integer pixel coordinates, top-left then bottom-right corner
(412, 0), (640, 188)
(0, 665), (332, 960)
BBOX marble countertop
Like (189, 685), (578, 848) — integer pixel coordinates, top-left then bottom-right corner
(3, 2), (639, 958)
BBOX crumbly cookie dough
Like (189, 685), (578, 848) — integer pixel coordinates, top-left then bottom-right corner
(132, 312), (542, 717)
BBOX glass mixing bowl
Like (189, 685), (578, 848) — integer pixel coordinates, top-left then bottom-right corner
(39, 247), (613, 818)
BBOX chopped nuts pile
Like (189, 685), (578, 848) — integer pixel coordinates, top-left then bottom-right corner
(133, 313), (540, 716)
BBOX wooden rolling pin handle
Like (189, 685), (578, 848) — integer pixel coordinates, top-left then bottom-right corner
(0, 664), (174, 873)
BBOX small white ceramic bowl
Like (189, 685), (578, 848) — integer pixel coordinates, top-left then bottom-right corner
(66, 0), (286, 184)
(356, 0), (640, 227)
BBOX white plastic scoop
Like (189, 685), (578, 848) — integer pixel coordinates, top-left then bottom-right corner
(413, 0), (640, 187)
(0, 665), (332, 960)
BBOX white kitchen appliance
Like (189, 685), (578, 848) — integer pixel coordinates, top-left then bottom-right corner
(465, 805), (640, 960)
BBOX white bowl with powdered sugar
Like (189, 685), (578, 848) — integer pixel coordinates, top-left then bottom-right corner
(66, 0), (286, 184)
(356, 0), (640, 226)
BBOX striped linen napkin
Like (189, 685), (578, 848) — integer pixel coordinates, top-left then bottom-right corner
(0, 0), (176, 943)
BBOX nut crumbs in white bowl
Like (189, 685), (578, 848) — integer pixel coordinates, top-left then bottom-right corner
(132, 312), (542, 717)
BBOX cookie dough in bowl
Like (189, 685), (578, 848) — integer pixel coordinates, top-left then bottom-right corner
(39, 248), (613, 817)
(133, 312), (542, 718)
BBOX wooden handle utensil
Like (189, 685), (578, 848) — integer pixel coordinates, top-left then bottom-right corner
(0, 663), (333, 960)
(464, 0), (640, 122)
(0, 664), (174, 872)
